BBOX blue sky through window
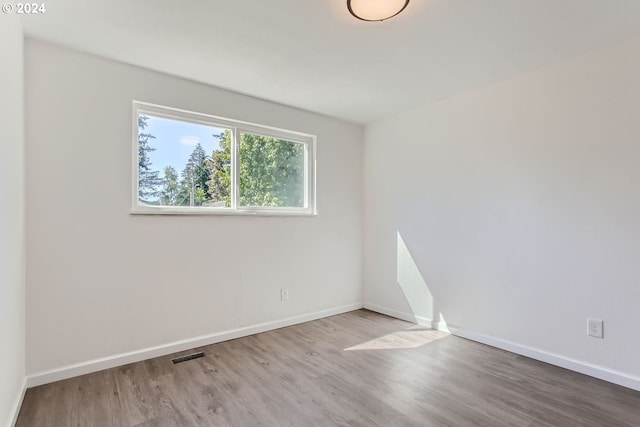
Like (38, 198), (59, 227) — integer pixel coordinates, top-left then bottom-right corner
(144, 114), (226, 176)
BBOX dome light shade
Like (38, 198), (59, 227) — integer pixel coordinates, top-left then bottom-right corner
(347, 0), (410, 22)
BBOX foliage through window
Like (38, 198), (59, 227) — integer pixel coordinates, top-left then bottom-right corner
(133, 102), (315, 214)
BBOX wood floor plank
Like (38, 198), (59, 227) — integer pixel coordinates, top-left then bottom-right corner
(15, 310), (640, 426)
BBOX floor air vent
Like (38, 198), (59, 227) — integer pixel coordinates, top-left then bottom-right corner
(172, 352), (205, 364)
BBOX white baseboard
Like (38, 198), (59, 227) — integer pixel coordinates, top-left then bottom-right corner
(363, 302), (417, 323)
(363, 303), (449, 332)
(363, 303), (640, 392)
(414, 315), (450, 332)
(26, 300), (640, 393)
(26, 303), (363, 388)
(7, 377), (27, 427)
(448, 325), (640, 392)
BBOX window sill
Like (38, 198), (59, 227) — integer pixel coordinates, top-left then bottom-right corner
(130, 207), (317, 217)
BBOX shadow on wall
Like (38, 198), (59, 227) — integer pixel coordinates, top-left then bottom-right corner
(343, 232), (450, 352)
(396, 231), (448, 332)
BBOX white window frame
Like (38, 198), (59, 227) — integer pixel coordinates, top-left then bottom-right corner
(131, 101), (317, 216)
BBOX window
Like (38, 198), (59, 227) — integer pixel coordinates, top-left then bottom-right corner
(132, 101), (316, 215)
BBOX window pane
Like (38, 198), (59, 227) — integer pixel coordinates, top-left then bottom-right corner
(137, 113), (232, 207)
(239, 133), (306, 208)
(133, 102), (316, 215)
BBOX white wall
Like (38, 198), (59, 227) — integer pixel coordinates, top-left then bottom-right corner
(0, 14), (26, 427)
(25, 40), (363, 377)
(364, 35), (640, 387)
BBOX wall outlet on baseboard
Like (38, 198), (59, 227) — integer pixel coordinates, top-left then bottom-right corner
(587, 318), (603, 339)
(280, 288), (289, 301)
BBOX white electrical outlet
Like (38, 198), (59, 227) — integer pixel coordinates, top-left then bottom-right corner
(280, 288), (289, 301)
(587, 318), (603, 339)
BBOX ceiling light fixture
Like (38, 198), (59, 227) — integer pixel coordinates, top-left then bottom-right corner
(347, 0), (410, 22)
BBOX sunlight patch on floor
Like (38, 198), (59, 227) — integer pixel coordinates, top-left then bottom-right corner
(344, 328), (448, 351)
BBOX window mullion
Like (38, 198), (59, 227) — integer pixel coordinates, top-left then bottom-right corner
(231, 127), (240, 210)
(304, 145), (309, 209)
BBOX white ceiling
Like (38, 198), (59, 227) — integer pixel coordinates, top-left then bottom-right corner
(20, 0), (640, 124)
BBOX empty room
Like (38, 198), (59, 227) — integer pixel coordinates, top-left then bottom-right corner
(2, 0), (640, 426)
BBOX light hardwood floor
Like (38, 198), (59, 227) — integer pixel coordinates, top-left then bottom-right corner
(16, 310), (640, 426)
